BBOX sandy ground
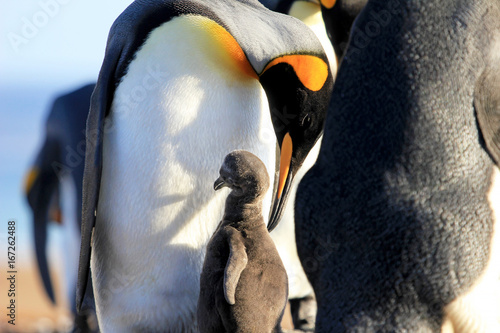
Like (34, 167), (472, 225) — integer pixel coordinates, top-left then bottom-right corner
(0, 258), (295, 333)
(0, 260), (72, 333)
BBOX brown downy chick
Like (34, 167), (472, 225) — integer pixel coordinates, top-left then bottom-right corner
(198, 150), (288, 333)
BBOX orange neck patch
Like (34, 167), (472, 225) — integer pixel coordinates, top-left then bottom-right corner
(262, 55), (329, 92)
(200, 18), (258, 79)
(320, 0), (337, 9)
(24, 167), (39, 194)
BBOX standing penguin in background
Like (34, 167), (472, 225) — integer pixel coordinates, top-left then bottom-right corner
(76, 0), (333, 331)
(262, 0), (369, 61)
(261, 0), (369, 64)
(24, 84), (97, 332)
(319, 0), (368, 61)
(296, 0), (500, 332)
(198, 150), (288, 333)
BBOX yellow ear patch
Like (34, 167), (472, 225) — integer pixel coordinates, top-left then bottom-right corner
(24, 167), (39, 194)
(262, 55), (329, 91)
(200, 18), (258, 79)
(320, 0), (337, 9)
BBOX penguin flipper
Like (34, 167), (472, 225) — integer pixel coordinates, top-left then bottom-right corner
(475, 61), (500, 166)
(33, 206), (56, 303)
(26, 132), (61, 304)
(76, 12), (133, 313)
(223, 227), (248, 305)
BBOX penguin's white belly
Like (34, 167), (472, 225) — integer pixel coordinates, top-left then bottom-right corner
(91, 17), (275, 332)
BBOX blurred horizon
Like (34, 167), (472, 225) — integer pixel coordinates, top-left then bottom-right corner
(1, 0), (133, 250)
(1, 1), (132, 331)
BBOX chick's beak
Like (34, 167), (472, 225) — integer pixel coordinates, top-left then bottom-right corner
(214, 177), (226, 191)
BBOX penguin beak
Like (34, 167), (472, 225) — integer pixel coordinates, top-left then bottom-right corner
(268, 132), (294, 232)
(214, 177), (227, 191)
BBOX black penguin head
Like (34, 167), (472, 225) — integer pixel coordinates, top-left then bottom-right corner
(319, 0), (368, 61)
(214, 150), (270, 201)
(259, 54), (334, 231)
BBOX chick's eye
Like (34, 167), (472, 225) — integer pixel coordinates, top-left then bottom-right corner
(301, 114), (312, 128)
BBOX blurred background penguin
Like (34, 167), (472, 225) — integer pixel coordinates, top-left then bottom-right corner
(24, 84), (98, 333)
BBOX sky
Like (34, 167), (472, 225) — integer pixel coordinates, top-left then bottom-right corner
(0, 0), (133, 263)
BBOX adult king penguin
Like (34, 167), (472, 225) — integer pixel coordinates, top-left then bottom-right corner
(25, 84), (96, 332)
(297, 0), (500, 332)
(76, 0), (333, 331)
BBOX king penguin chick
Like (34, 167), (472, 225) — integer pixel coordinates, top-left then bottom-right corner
(198, 150), (288, 333)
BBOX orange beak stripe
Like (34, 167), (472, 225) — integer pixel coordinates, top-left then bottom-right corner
(261, 55), (329, 92)
(278, 133), (293, 199)
(320, 0), (337, 9)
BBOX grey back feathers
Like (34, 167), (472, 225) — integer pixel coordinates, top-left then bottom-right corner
(296, 0), (500, 331)
(197, 0), (325, 73)
(109, 0), (326, 79)
(198, 150), (288, 333)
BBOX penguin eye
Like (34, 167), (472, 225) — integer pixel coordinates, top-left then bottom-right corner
(301, 114), (312, 128)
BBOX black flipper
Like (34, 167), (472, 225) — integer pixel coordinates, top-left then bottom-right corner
(33, 196), (56, 303)
(76, 45), (119, 313)
(25, 134), (60, 304)
(75, 18), (125, 313)
(475, 61), (500, 166)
